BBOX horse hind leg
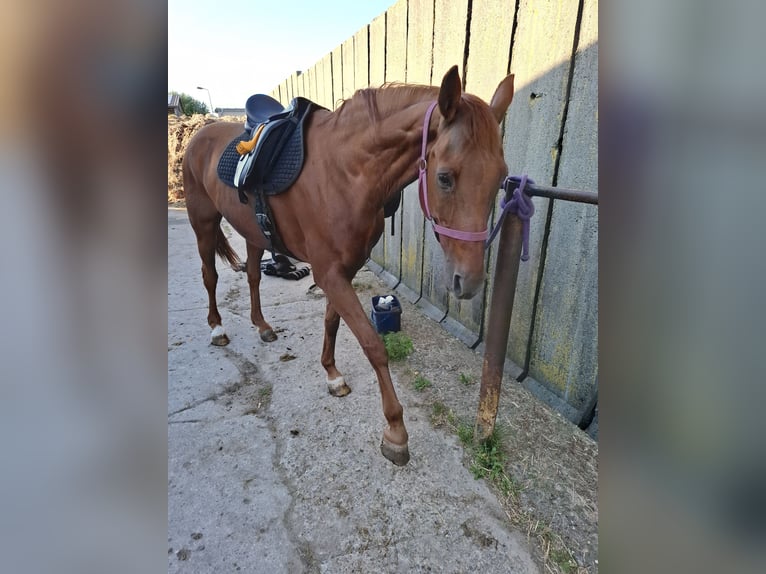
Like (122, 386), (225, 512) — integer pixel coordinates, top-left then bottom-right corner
(196, 219), (238, 346)
(321, 301), (351, 396)
(187, 204), (240, 346)
(184, 147), (242, 345)
(245, 242), (277, 342)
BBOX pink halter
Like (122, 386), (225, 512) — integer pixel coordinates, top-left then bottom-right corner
(418, 101), (489, 243)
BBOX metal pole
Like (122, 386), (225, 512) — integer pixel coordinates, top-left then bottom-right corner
(474, 179), (596, 440)
(197, 86), (214, 116)
(475, 211), (524, 441)
(525, 183), (598, 205)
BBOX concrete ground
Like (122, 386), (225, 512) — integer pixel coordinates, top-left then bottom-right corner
(168, 208), (539, 573)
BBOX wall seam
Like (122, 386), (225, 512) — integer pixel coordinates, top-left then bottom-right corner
(462, 0), (473, 90)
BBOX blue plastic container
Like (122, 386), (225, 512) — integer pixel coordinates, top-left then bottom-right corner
(371, 295), (401, 334)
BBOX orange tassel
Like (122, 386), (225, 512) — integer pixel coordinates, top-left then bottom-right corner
(236, 124), (265, 155)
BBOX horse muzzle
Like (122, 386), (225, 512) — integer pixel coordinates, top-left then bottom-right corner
(445, 263), (485, 300)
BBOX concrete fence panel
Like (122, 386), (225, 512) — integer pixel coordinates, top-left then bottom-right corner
(342, 37), (356, 101)
(369, 13), (386, 87)
(331, 47), (343, 109)
(380, 0), (408, 286)
(354, 26), (370, 91)
(287, 73), (296, 103)
(368, 13), (387, 267)
(398, 0), (435, 303)
(500, 0), (581, 372)
(321, 53), (334, 110)
(306, 65), (316, 103)
(302, 70), (309, 99)
(296, 71), (305, 99)
(525, 0), (598, 422)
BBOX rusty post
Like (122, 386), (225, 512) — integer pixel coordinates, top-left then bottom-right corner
(475, 212), (524, 442)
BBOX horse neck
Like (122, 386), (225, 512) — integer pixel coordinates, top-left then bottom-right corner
(325, 86), (440, 206)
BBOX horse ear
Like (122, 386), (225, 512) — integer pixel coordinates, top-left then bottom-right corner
(438, 65), (462, 123)
(489, 74), (515, 124)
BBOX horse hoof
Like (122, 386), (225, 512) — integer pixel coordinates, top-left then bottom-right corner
(380, 437), (410, 466)
(210, 326), (230, 346)
(260, 329), (277, 342)
(327, 377), (351, 397)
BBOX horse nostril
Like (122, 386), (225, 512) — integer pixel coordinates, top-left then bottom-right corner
(452, 273), (463, 296)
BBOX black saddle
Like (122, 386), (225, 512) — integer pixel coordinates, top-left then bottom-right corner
(216, 95), (321, 259)
(244, 94), (286, 131)
(244, 97), (316, 195)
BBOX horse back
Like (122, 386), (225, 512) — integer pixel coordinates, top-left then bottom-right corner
(183, 121), (272, 250)
(184, 121), (244, 182)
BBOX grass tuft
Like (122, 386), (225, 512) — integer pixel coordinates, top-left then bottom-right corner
(431, 401), (447, 416)
(430, 401), (448, 425)
(382, 332), (414, 361)
(470, 436), (515, 497)
(549, 547), (579, 573)
(444, 418), (518, 499)
(413, 374), (432, 391)
(456, 422), (473, 446)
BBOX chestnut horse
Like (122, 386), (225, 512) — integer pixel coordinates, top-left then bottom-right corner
(182, 66), (514, 465)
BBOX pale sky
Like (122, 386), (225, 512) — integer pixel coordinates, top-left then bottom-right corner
(168, 0), (395, 109)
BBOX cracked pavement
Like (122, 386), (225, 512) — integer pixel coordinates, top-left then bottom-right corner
(168, 208), (539, 573)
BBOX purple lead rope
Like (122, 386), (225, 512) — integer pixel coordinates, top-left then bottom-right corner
(485, 175), (535, 261)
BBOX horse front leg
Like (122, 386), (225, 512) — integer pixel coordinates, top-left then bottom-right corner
(320, 269), (409, 466)
(245, 242), (277, 342)
(321, 301), (351, 396)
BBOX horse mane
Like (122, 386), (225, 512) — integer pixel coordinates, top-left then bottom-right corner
(320, 83), (438, 127)
(322, 84), (499, 150)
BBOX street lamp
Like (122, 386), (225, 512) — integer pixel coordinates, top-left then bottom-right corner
(196, 86), (216, 116)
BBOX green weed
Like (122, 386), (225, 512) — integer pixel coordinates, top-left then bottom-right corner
(413, 374), (432, 391)
(431, 401), (447, 417)
(470, 436), (514, 497)
(456, 422), (474, 446)
(430, 401), (448, 425)
(459, 372), (474, 385)
(382, 332), (414, 361)
(549, 547), (578, 573)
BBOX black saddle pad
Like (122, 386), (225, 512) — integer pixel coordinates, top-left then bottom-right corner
(217, 132), (249, 189)
(216, 97), (317, 196)
(258, 113), (307, 195)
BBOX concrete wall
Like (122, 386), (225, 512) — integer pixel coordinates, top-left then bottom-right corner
(269, 0), (598, 429)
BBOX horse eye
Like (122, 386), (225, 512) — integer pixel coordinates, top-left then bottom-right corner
(437, 172), (453, 190)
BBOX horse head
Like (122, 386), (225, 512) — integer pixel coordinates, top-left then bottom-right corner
(422, 66), (515, 299)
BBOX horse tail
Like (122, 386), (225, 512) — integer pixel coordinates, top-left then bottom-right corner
(215, 226), (243, 271)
